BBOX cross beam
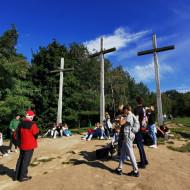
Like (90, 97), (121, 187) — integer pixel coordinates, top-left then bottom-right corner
(50, 58), (74, 125)
(138, 45), (174, 56)
(137, 34), (175, 126)
(89, 37), (116, 125)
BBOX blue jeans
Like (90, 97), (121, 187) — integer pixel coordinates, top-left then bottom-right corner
(148, 124), (157, 144)
(96, 129), (104, 138)
(135, 133), (147, 164)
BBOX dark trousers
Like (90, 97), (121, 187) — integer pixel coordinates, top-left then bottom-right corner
(135, 133), (147, 164)
(9, 134), (17, 150)
(15, 149), (34, 180)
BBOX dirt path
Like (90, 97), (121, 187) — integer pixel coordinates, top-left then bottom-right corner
(0, 134), (190, 190)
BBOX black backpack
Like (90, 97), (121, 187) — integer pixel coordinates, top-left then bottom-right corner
(96, 147), (110, 159)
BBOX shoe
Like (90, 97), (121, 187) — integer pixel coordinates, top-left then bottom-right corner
(138, 163), (146, 169)
(127, 171), (140, 177)
(87, 138), (91, 141)
(108, 137), (111, 140)
(100, 136), (104, 140)
(7, 149), (11, 154)
(125, 156), (130, 161)
(19, 176), (32, 182)
(97, 137), (100, 139)
(112, 154), (120, 159)
(138, 160), (148, 166)
(14, 149), (17, 153)
(2, 154), (9, 157)
(114, 168), (122, 175)
(149, 144), (158, 148)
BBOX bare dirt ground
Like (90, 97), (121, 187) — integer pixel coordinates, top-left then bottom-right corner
(0, 133), (190, 190)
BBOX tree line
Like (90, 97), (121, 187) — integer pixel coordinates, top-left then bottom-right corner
(0, 24), (189, 136)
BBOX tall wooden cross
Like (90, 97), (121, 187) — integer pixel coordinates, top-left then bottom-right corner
(50, 58), (74, 125)
(137, 34), (175, 126)
(89, 37), (116, 125)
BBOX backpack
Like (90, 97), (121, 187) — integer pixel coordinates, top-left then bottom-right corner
(131, 114), (140, 134)
(96, 147), (110, 159)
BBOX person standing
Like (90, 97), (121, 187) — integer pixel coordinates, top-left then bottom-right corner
(114, 105), (140, 177)
(15, 110), (39, 182)
(8, 115), (20, 153)
(134, 97), (148, 168)
(147, 105), (158, 148)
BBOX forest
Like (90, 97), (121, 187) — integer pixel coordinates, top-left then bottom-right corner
(0, 24), (190, 135)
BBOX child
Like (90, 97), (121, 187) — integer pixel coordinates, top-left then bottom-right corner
(96, 124), (106, 140)
(110, 125), (120, 157)
(61, 123), (70, 137)
(157, 125), (170, 139)
(82, 129), (96, 141)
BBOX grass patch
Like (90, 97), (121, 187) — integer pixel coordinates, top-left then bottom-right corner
(29, 158), (39, 167)
(66, 151), (76, 154)
(70, 126), (94, 134)
(157, 138), (167, 145)
(167, 142), (190, 153)
(171, 117), (190, 125)
(39, 158), (56, 162)
(166, 141), (174, 144)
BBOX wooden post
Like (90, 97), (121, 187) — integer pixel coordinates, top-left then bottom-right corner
(152, 34), (164, 126)
(89, 38), (116, 125)
(137, 34), (175, 126)
(50, 58), (74, 125)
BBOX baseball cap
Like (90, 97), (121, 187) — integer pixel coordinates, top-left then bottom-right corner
(26, 110), (36, 116)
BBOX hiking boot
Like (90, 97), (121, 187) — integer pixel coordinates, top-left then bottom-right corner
(127, 171), (140, 177)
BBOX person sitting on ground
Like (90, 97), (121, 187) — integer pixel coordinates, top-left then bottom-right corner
(0, 132), (9, 158)
(110, 125), (120, 157)
(43, 123), (56, 138)
(61, 123), (71, 137)
(96, 124), (106, 140)
(157, 125), (171, 139)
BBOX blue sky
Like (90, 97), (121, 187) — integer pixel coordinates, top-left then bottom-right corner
(0, 0), (190, 93)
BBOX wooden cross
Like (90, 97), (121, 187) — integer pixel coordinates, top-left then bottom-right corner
(137, 34), (175, 126)
(89, 37), (116, 125)
(50, 58), (74, 125)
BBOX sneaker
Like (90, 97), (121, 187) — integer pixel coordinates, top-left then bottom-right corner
(97, 137), (100, 139)
(114, 168), (122, 175)
(87, 138), (91, 141)
(125, 156), (130, 161)
(149, 144), (158, 148)
(108, 137), (111, 140)
(112, 154), (120, 159)
(2, 154), (9, 157)
(7, 149), (11, 154)
(82, 137), (86, 140)
(100, 136), (104, 140)
(127, 171), (140, 177)
(14, 149), (17, 153)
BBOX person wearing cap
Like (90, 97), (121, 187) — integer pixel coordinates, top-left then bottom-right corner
(15, 110), (39, 182)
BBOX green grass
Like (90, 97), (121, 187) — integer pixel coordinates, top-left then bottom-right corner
(166, 141), (175, 144)
(62, 160), (87, 165)
(166, 117), (190, 140)
(70, 126), (93, 134)
(29, 157), (56, 167)
(167, 142), (190, 153)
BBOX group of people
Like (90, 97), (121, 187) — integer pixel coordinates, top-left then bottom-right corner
(43, 123), (71, 138)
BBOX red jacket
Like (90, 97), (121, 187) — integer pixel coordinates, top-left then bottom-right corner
(17, 119), (39, 150)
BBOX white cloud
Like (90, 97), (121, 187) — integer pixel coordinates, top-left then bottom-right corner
(126, 61), (175, 83)
(83, 27), (150, 55)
